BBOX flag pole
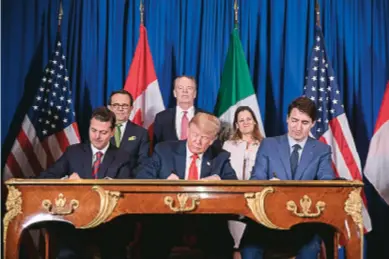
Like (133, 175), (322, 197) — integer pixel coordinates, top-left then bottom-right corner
(234, 0), (239, 29)
(140, 0), (144, 26)
(315, 0), (321, 27)
(58, 0), (63, 31)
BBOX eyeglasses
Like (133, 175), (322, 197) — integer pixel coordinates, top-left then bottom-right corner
(111, 103), (130, 110)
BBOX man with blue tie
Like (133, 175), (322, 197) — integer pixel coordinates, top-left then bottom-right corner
(240, 97), (335, 259)
(40, 107), (135, 259)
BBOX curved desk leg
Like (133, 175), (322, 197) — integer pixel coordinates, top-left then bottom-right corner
(4, 220), (23, 259)
(345, 225), (363, 259)
(3, 185), (24, 259)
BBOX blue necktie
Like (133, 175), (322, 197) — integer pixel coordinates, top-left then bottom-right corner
(290, 144), (301, 179)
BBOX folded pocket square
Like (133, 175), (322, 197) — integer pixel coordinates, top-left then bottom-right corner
(128, 136), (137, 141)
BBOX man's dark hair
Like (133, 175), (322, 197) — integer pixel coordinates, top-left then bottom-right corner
(287, 96), (317, 122)
(91, 107), (116, 129)
(108, 89), (134, 106)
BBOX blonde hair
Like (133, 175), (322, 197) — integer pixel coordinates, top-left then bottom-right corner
(190, 112), (220, 137)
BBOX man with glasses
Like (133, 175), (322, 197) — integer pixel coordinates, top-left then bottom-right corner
(137, 112), (237, 259)
(108, 89), (150, 165)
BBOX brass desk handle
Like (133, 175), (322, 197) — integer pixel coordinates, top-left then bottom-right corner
(42, 193), (79, 215)
(286, 195), (325, 218)
(164, 193), (200, 212)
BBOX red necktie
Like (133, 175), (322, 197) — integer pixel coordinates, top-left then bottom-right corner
(92, 152), (103, 179)
(188, 154), (199, 180)
(180, 111), (189, 140)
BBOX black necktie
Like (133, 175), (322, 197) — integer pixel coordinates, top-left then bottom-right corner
(290, 144), (301, 179)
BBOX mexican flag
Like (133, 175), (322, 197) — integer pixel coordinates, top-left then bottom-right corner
(215, 28), (265, 137)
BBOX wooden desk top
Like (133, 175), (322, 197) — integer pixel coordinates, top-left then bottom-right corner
(3, 179), (364, 259)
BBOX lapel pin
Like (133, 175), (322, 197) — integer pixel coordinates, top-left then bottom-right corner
(128, 136), (136, 141)
(207, 161), (211, 166)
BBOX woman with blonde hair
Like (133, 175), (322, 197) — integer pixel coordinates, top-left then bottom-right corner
(223, 106), (264, 259)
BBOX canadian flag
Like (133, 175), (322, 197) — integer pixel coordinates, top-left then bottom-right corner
(364, 82), (389, 205)
(124, 24), (165, 138)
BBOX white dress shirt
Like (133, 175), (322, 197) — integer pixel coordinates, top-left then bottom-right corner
(175, 106), (195, 139)
(184, 144), (203, 180)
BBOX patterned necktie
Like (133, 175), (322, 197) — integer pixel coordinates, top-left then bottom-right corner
(188, 154), (199, 180)
(92, 152), (103, 179)
(290, 144), (301, 179)
(180, 111), (189, 140)
(114, 123), (122, 147)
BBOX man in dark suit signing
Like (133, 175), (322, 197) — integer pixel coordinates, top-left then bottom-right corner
(137, 112), (237, 258)
(108, 89), (150, 165)
(40, 107), (135, 259)
(240, 97), (335, 259)
(40, 106), (134, 180)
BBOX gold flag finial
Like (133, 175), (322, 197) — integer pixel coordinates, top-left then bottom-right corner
(140, 0), (144, 25)
(58, 0), (63, 28)
(234, 0), (239, 27)
(315, 0), (321, 27)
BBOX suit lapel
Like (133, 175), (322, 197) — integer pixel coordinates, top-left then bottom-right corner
(173, 141), (186, 179)
(294, 138), (315, 180)
(109, 136), (116, 147)
(82, 144), (93, 179)
(110, 121), (130, 147)
(278, 135), (292, 180)
(97, 146), (116, 178)
(120, 121), (131, 145)
(200, 148), (213, 179)
(171, 108), (179, 141)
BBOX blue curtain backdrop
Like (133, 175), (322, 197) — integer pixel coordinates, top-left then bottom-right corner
(2, 0), (389, 257)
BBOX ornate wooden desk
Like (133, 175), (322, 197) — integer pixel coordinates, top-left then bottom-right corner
(3, 179), (364, 258)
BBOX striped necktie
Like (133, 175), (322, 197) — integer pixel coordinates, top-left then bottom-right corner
(92, 152), (103, 179)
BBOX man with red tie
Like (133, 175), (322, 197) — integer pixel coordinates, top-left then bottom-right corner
(137, 112), (236, 180)
(40, 107), (136, 259)
(137, 112), (237, 259)
(40, 106), (135, 180)
(153, 75), (201, 143)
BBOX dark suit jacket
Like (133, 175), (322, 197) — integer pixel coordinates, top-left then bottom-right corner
(251, 134), (335, 180)
(153, 107), (222, 152)
(136, 140), (237, 180)
(153, 107), (205, 144)
(110, 120), (150, 164)
(39, 143), (135, 179)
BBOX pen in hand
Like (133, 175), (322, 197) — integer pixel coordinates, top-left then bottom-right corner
(270, 172), (280, 181)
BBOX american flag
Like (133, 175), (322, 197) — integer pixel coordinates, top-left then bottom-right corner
(3, 33), (80, 181)
(303, 26), (372, 231)
(3, 32), (80, 258)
